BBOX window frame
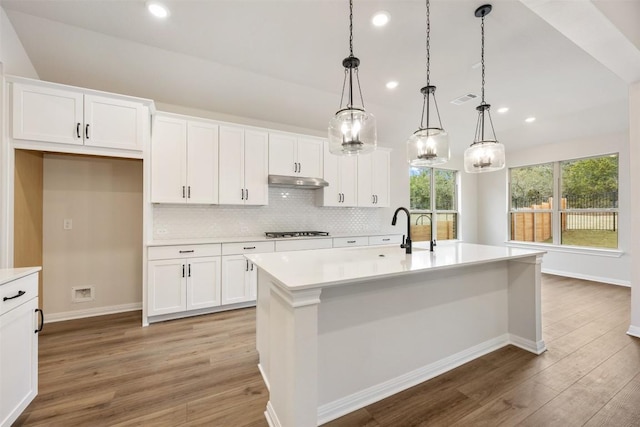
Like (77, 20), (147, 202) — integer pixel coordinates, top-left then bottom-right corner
(508, 153), (619, 251)
(410, 167), (459, 241)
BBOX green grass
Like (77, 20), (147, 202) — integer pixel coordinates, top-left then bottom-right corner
(560, 229), (617, 248)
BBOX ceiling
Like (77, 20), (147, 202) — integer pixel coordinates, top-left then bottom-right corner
(1, 0), (634, 155)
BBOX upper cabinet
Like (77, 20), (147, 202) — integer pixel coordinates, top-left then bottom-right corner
(150, 113), (219, 204)
(219, 126), (269, 206)
(269, 132), (323, 178)
(11, 78), (151, 157)
(357, 149), (391, 207)
(317, 141), (358, 207)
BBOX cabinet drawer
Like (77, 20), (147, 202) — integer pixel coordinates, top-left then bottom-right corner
(275, 238), (333, 252)
(148, 244), (221, 260)
(222, 241), (274, 255)
(369, 235), (403, 246)
(333, 236), (369, 248)
(1, 273), (38, 316)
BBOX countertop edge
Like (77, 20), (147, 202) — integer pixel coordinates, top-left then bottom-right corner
(0, 267), (42, 286)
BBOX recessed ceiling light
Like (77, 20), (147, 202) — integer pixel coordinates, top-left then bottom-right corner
(147, 1), (169, 18)
(525, 117), (536, 123)
(497, 107), (509, 114)
(372, 11), (390, 27)
(386, 81), (398, 89)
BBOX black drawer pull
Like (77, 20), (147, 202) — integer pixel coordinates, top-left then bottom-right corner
(347, 240), (356, 244)
(244, 246), (256, 250)
(179, 250), (194, 254)
(3, 290), (25, 301)
(382, 238), (390, 241)
(35, 308), (44, 333)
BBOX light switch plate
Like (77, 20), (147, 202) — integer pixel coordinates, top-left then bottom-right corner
(63, 219), (72, 230)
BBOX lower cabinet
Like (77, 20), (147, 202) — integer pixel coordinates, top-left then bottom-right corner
(1, 270), (41, 427)
(147, 244), (222, 317)
(221, 255), (257, 305)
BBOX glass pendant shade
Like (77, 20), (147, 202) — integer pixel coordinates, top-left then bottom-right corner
(329, 107), (377, 155)
(407, 128), (449, 166)
(464, 140), (505, 172)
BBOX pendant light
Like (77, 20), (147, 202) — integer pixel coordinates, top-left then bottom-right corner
(464, 4), (505, 173)
(328, 0), (377, 156)
(407, 0), (449, 166)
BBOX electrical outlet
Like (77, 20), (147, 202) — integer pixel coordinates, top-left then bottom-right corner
(71, 286), (94, 302)
(63, 219), (73, 230)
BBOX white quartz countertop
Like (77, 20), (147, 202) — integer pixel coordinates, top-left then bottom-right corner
(245, 242), (545, 291)
(146, 232), (398, 247)
(0, 267), (42, 286)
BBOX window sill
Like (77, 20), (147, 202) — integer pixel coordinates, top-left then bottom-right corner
(505, 241), (624, 258)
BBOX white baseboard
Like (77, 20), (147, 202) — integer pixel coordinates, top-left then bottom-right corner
(317, 334), (510, 425)
(509, 334), (547, 355)
(45, 302), (142, 323)
(627, 325), (640, 338)
(542, 268), (630, 287)
(264, 401), (281, 427)
(258, 363), (270, 391)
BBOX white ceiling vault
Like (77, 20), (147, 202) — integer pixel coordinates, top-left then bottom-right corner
(1, 0), (635, 155)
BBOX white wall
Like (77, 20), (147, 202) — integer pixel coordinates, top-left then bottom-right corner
(629, 82), (640, 335)
(477, 132), (630, 286)
(0, 8), (38, 79)
(43, 154), (143, 319)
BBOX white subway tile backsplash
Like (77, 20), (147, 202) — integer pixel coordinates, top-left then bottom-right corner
(153, 188), (384, 240)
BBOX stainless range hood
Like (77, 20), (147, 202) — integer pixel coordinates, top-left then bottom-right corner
(268, 175), (329, 189)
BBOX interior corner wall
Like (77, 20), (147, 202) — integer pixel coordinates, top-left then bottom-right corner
(476, 132), (631, 286)
(629, 82), (640, 333)
(0, 8), (38, 79)
(42, 154), (142, 319)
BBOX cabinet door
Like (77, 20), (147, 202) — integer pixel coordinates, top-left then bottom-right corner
(0, 297), (38, 427)
(268, 133), (297, 176)
(84, 95), (145, 151)
(150, 116), (187, 203)
(372, 150), (390, 207)
(357, 153), (374, 207)
(340, 155), (358, 207)
(186, 257), (221, 311)
(222, 255), (251, 305)
(187, 121), (219, 204)
(248, 262), (258, 300)
(218, 126), (245, 205)
(148, 260), (187, 316)
(296, 137), (323, 178)
(12, 82), (83, 145)
(244, 130), (269, 206)
(321, 142), (341, 207)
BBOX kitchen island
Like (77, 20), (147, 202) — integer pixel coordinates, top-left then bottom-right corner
(246, 242), (545, 427)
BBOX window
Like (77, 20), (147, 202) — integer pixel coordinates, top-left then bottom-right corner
(410, 167), (458, 241)
(509, 154), (618, 249)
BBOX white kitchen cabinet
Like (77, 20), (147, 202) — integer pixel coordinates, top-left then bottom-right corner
(147, 245), (222, 317)
(0, 270), (41, 427)
(333, 236), (369, 248)
(221, 255), (257, 305)
(318, 141), (358, 207)
(12, 80), (147, 153)
(219, 126), (269, 205)
(357, 149), (391, 207)
(269, 132), (323, 178)
(150, 114), (219, 204)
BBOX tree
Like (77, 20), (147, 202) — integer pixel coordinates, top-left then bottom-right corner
(510, 164), (553, 208)
(410, 167), (430, 210)
(561, 156), (618, 208)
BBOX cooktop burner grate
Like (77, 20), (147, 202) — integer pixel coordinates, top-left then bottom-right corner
(265, 231), (330, 239)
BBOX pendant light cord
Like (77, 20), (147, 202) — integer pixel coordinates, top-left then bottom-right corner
(481, 14), (485, 105)
(426, 0), (430, 87)
(349, 0), (354, 58)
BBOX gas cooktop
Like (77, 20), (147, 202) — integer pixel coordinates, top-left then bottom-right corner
(265, 231), (330, 239)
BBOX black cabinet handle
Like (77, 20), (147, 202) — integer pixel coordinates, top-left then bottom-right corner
(245, 189), (248, 200)
(246, 260), (249, 271)
(85, 124), (90, 139)
(383, 238), (390, 241)
(187, 186), (191, 198)
(182, 264), (185, 278)
(182, 186), (186, 198)
(3, 290), (25, 301)
(179, 250), (194, 254)
(293, 163), (297, 173)
(251, 263), (254, 271)
(76, 123), (81, 138)
(347, 240), (356, 244)
(241, 189), (244, 200)
(188, 264), (191, 277)
(35, 308), (44, 333)
(244, 246), (256, 250)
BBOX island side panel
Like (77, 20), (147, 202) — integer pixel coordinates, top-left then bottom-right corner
(256, 269), (271, 389)
(316, 261), (511, 418)
(507, 254), (546, 354)
(264, 283), (322, 427)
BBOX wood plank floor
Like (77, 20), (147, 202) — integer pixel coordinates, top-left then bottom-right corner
(15, 274), (639, 426)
